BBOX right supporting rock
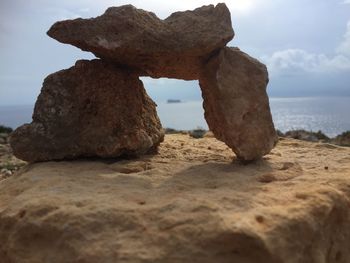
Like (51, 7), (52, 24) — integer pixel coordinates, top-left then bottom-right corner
(199, 47), (277, 161)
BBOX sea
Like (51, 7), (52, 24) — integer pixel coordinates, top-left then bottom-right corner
(0, 97), (349, 138)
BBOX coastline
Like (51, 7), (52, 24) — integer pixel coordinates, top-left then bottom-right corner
(2, 97), (350, 138)
(164, 128), (350, 147)
(1, 125), (349, 180)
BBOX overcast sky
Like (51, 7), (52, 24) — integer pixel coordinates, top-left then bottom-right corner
(1, 0), (350, 105)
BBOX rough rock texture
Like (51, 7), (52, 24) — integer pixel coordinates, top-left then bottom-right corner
(199, 47), (278, 161)
(10, 60), (164, 162)
(1, 135), (350, 263)
(47, 4), (234, 80)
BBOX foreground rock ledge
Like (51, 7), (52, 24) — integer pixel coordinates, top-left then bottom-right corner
(10, 60), (164, 162)
(1, 135), (350, 263)
(47, 4), (234, 80)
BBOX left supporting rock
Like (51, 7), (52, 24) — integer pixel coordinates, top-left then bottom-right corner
(10, 60), (164, 162)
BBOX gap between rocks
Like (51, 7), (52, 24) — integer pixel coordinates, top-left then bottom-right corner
(141, 77), (207, 131)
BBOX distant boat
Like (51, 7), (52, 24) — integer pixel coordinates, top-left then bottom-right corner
(167, 99), (182, 104)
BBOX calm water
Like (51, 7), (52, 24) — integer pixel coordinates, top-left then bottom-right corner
(0, 97), (349, 137)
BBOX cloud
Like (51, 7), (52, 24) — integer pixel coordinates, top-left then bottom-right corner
(39, 0), (263, 20)
(343, 0), (350, 4)
(263, 49), (350, 75)
(78, 7), (90, 13)
(43, 7), (83, 20)
(263, 19), (350, 75)
(337, 20), (350, 56)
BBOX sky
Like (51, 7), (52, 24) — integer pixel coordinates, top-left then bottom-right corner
(0, 0), (350, 105)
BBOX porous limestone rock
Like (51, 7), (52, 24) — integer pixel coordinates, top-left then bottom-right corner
(1, 135), (350, 263)
(10, 59), (164, 162)
(199, 47), (278, 161)
(47, 4), (234, 80)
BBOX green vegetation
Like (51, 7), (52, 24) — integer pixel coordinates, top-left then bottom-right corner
(277, 129), (350, 147)
(281, 129), (330, 141)
(164, 127), (208, 138)
(0, 125), (13, 134)
(276, 129), (284, 137)
(313, 130), (330, 141)
(333, 131), (350, 147)
(0, 162), (26, 172)
(189, 128), (207, 139)
(164, 128), (349, 145)
(337, 131), (350, 138)
(164, 128), (183, 134)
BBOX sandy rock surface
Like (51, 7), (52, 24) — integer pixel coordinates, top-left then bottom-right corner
(1, 135), (350, 263)
(47, 4), (234, 80)
(10, 59), (163, 162)
(200, 47), (277, 161)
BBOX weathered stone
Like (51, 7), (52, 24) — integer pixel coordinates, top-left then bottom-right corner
(10, 60), (164, 162)
(199, 47), (277, 161)
(47, 4), (234, 80)
(1, 135), (350, 263)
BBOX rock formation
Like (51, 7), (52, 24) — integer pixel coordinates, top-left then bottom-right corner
(47, 4), (234, 80)
(11, 3), (277, 162)
(2, 135), (350, 263)
(10, 60), (163, 162)
(200, 47), (277, 160)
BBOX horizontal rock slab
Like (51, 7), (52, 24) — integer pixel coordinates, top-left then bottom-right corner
(199, 47), (277, 161)
(47, 4), (234, 80)
(10, 60), (164, 162)
(1, 135), (350, 263)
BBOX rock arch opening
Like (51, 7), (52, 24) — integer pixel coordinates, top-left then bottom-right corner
(142, 77), (207, 131)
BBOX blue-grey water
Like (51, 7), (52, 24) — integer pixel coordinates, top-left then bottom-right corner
(0, 97), (349, 137)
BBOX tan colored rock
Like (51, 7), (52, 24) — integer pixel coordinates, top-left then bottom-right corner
(10, 59), (164, 162)
(47, 4), (234, 80)
(199, 47), (278, 161)
(1, 135), (350, 263)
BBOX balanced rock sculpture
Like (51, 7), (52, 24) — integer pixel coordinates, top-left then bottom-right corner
(10, 3), (277, 162)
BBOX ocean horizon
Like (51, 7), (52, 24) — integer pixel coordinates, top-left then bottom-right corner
(1, 96), (349, 138)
